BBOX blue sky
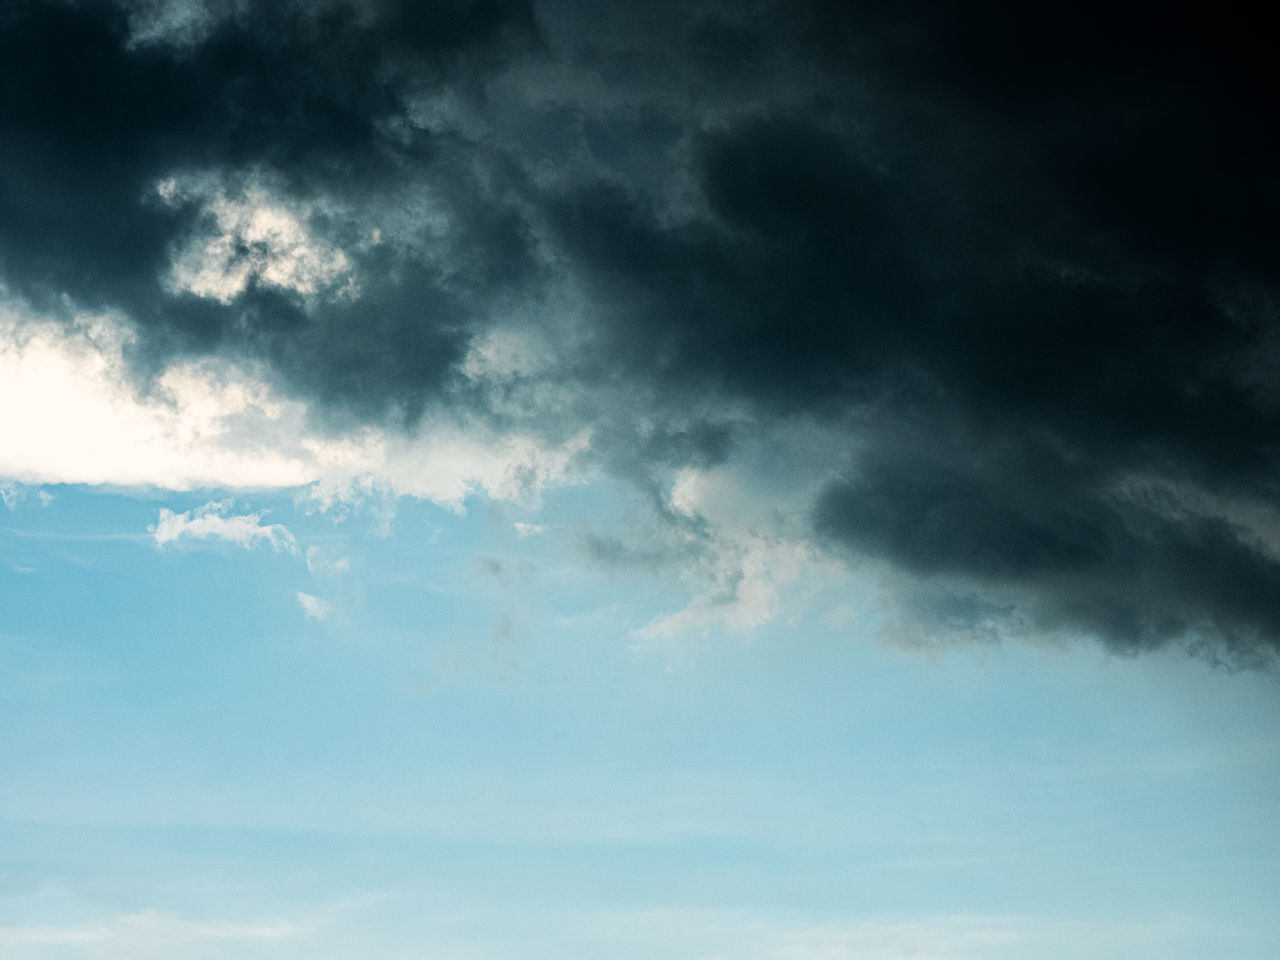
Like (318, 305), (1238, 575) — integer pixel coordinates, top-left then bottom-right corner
(3, 479), (1279, 959)
(3, 1), (1280, 957)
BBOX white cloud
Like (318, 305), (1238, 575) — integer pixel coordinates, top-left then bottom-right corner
(305, 546), (351, 575)
(631, 534), (810, 645)
(630, 426), (851, 645)
(0, 310), (318, 489)
(0, 479), (53, 510)
(157, 175), (355, 304)
(1, 479), (22, 509)
(0, 306), (589, 508)
(302, 424), (590, 515)
(296, 591), (332, 620)
(153, 500), (297, 552)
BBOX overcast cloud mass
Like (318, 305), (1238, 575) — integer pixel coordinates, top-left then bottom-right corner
(3, 0), (1279, 661)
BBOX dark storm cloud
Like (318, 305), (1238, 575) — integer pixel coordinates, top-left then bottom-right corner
(0, 0), (539, 421)
(812, 427), (1280, 660)
(526, 0), (1280, 659)
(3, 0), (1279, 658)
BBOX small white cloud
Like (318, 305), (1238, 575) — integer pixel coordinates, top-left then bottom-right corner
(629, 506), (798, 644)
(305, 545), (351, 574)
(630, 424), (853, 646)
(514, 522), (545, 537)
(0, 479), (49, 510)
(153, 500), (297, 552)
(0, 479), (21, 509)
(296, 591), (332, 620)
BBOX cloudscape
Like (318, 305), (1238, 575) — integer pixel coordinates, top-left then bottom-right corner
(2, 2), (1278, 958)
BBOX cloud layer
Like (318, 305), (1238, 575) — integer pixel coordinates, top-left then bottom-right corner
(3, 0), (1278, 660)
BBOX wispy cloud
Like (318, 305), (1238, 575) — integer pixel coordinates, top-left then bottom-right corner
(587, 908), (1206, 960)
(0, 908), (299, 956)
(0, 479), (21, 510)
(153, 500), (297, 552)
(304, 545), (351, 575)
(0, 479), (51, 510)
(296, 591), (332, 620)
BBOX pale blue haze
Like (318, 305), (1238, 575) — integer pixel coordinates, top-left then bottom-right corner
(2, 483), (1278, 959)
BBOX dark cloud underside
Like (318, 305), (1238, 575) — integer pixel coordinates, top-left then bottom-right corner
(0, 0), (539, 419)
(3, 0), (1278, 659)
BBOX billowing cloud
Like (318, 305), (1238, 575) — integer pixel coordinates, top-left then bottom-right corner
(0, 310), (319, 489)
(158, 175), (356, 305)
(0, 307), (586, 505)
(3, 0), (1279, 661)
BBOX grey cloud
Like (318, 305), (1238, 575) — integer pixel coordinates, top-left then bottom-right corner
(1, 0), (540, 423)
(575, 530), (674, 573)
(813, 427), (1280, 660)
(516, 1), (1280, 659)
(3, 0), (1279, 660)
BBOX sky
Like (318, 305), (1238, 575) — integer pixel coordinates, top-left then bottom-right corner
(1, 1), (1279, 957)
